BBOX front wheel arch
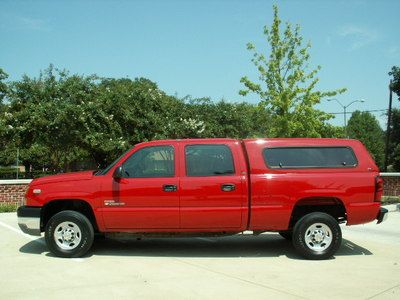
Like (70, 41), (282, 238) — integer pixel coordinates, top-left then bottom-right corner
(41, 199), (98, 232)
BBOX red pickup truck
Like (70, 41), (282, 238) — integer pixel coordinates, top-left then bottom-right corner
(17, 138), (387, 259)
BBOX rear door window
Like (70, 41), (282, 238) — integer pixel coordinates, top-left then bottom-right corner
(185, 144), (235, 176)
(263, 147), (358, 169)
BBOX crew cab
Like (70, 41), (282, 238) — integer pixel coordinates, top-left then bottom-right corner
(17, 138), (388, 259)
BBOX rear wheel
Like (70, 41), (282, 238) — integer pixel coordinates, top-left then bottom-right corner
(45, 210), (94, 258)
(292, 212), (341, 260)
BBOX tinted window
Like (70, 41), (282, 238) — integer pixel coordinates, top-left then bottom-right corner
(122, 146), (174, 178)
(97, 148), (132, 175)
(263, 147), (357, 169)
(186, 144), (235, 176)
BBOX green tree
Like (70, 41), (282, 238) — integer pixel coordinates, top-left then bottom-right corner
(387, 67), (400, 170)
(0, 68), (9, 165)
(3, 66), (97, 171)
(388, 108), (400, 171)
(162, 97), (272, 139)
(393, 144), (400, 171)
(389, 66), (400, 100)
(3, 66), (182, 170)
(319, 124), (345, 138)
(0, 63), (279, 175)
(347, 111), (384, 169)
(239, 5), (346, 137)
(0, 68), (8, 103)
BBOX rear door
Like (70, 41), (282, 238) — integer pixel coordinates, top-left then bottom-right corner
(179, 141), (246, 229)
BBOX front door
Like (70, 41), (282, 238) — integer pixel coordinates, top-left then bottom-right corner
(101, 144), (179, 229)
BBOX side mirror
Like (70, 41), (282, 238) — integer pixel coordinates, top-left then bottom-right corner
(113, 166), (124, 179)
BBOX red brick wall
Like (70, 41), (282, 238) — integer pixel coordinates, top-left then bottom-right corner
(0, 184), (29, 207)
(383, 176), (400, 196)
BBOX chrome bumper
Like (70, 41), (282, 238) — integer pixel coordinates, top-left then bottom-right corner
(377, 207), (388, 224)
(17, 206), (41, 236)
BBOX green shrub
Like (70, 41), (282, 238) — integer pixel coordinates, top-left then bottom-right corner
(0, 204), (18, 213)
(381, 196), (400, 204)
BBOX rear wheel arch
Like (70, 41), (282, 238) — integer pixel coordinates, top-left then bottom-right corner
(41, 199), (98, 232)
(289, 196), (347, 229)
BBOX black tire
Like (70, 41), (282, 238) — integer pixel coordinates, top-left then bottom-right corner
(279, 231), (293, 240)
(292, 212), (342, 260)
(45, 210), (94, 258)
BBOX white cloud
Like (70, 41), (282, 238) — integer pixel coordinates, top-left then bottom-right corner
(0, 13), (50, 32)
(337, 25), (378, 50)
(18, 16), (49, 31)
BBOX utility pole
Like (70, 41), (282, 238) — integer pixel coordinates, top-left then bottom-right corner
(384, 80), (393, 172)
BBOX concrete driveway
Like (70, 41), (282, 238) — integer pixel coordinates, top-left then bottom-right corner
(0, 207), (399, 300)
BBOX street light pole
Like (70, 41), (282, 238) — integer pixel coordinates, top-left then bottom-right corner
(327, 98), (365, 137)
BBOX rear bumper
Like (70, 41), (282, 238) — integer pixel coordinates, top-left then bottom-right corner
(17, 206), (41, 236)
(377, 207), (388, 224)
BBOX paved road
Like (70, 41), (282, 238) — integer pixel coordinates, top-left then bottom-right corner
(0, 207), (399, 300)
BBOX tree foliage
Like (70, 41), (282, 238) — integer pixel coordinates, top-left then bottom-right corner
(0, 68), (9, 163)
(239, 5), (346, 137)
(0, 68), (8, 103)
(347, 111), (384, 169)
(388, 108), (400, 171)
(0, 65), (272, 173)
(387, 67), (400, 170)
(389, 66), (400, 101)
(162, 97), (271, 139)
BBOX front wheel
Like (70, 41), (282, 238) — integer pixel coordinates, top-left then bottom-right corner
(45, 210), (94, 258)
(292, 212), (342, 260)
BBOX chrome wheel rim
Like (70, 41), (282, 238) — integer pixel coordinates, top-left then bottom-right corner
(304, 223), (332, 252)
(54, 221), (82, 250)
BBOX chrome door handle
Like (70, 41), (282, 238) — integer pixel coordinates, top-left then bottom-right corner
(163, 184), (177, 192)
(221, 184), (235, 192)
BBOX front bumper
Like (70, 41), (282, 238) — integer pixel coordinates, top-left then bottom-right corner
(17, 206), (42, 236)
(377, 207), (389, 224)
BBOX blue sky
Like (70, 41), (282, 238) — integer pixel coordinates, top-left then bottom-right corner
(1, 0), (399, 127)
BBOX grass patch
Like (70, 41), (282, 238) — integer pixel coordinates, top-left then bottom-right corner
(382, 196), (400, 204)
(0, 204), (18, 213)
